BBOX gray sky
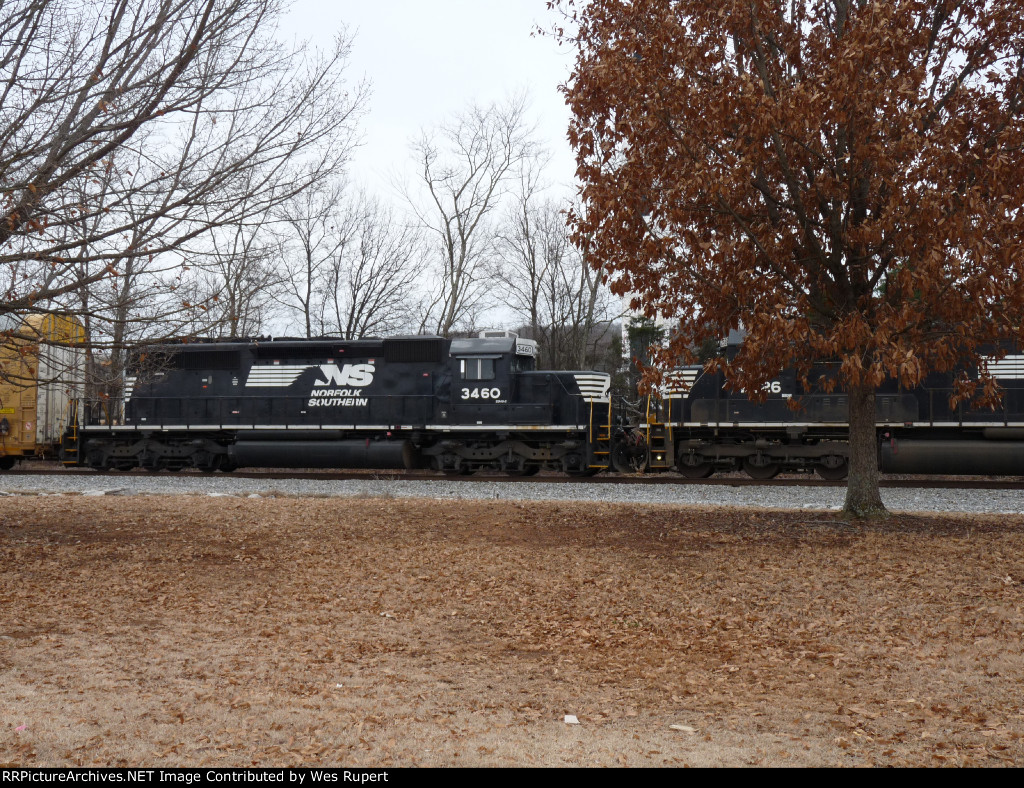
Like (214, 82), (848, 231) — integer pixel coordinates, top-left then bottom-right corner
(284, 0), (578, 194)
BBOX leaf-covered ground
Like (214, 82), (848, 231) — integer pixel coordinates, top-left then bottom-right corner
(1, 495), (1022, 767)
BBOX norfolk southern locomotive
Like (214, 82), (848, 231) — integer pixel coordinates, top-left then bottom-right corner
(65, 333), (615, 475)
(55, 330), (1024, 477)
(628, 331), (1024, 479)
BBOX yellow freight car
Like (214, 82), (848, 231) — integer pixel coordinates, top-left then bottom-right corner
(0, 313), (87, 469)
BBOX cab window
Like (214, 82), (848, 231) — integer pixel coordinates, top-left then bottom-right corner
(510, 355), (535, 373)
(460, 358), (495, 381)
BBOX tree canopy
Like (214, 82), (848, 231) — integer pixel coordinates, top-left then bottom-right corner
(559, 0), (1024, 515)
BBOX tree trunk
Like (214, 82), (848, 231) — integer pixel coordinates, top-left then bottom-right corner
(844, 381), (887, 518)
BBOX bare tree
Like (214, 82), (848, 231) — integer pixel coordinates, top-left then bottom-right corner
(496, 178), (619, 369)
(58, 141), (209, 401)
(324, 193), (422, 339)
(0, 0), (367, 340)
(493, 160), (549, 341)
(276, 184), (423, 339)
(403, 96), (538, 336)
(276, 179), (351, 337)
(197, 216), (283, 339)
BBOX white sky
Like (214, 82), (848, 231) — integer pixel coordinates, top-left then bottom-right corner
(283, 0), (578, 196)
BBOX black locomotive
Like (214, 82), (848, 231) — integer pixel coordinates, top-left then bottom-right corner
(61, 329), (1024, 477)
(67, 333), (615, 475)
(633, 331), (1024, 479)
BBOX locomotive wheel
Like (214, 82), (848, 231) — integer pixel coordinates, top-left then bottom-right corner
(677, 452), (714, 479)
(435, 454), (466, 475)
(612, 442), (647, 474)
(196, 455), (221, 473)
(505, 465), (540, 476)
(0, 456), (16, 471)
(742, 455), (780, 480)
(562, 452), (598, 476)
(816, 456), (849, 481)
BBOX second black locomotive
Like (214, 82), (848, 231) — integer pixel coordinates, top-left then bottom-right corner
(635, 331), (1024, 479)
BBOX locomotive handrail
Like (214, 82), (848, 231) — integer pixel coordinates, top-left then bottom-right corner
(78, 393), (438, 431)
(76, 375), (611, 432)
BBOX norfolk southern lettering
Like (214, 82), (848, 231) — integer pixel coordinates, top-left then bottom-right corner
(308, 363), (373, 408)
(312, 363), (375, 388)
(307, 390), (369, 408)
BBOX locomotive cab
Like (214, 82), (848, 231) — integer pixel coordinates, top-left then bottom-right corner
(447, 333), (538, 425)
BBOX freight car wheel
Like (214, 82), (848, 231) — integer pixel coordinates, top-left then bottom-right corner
(743, 455), (780, 480)
(816, 456), (849, 481)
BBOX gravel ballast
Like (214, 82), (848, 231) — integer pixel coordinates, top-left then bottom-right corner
(2, 472), (1023, 513)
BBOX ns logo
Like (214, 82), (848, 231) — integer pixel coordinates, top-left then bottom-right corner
(313, 362), (375, 388)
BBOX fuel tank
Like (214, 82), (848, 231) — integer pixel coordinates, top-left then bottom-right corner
(230, 439), (416, 469)
(880, 439), (1024, 475)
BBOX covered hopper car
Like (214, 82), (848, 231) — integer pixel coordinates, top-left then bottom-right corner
(0, 313), (86, 469)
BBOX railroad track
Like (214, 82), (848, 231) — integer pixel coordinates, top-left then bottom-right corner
(5, 465), (1024, 490)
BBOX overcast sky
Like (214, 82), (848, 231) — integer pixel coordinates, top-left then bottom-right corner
(283, 0), (578, 195)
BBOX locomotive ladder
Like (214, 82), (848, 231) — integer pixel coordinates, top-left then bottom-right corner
(644, 396), (674, 470)
(60, 399), (80, 467)
(588, 398), (614, 470)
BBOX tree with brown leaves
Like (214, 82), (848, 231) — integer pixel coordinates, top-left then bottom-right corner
(557, 0), (1024, 517)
